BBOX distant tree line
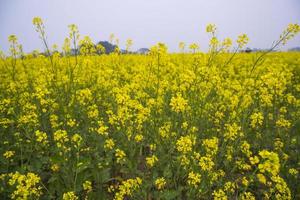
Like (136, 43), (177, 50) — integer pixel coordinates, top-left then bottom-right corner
(29, 41), (150, 57)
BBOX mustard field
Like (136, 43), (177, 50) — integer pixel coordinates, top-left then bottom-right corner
(0, 19), (300, 199)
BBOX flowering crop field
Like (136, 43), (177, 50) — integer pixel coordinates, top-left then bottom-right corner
(0, 18), (300, 200)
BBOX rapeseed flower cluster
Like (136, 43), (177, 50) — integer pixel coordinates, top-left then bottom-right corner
(53, 130), (70, 153)
(62, 191), (78, 200)
(176, 135), (195, 153)
(83, 180), (92, 193)
(250, 112), (264, 128)
(155, 177), (166, 190)
(8, 172), (42, 199)
(115, 149), (126, 163)
(146, 155), (158, 168)
(104, 138), (115, 150)
(258, 150), (280, 176)
(170, 94), (188, 113)
(3, 151), (15, 159)
(187, 171), (201, 187)
(35, 130), (48, 146)
(114, 177), (142, 200)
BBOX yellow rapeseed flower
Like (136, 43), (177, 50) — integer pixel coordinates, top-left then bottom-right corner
(176, 135), (195, 153)
(170, 94), (188, 113)
(146, 155), (158, 168)
(8, 172), (43, 200)
(187, 171), (201, 187)
(212, 189), (227, 200)
(114, 177), (142, 200)
(3, 151), (15, 159)
(115, 149), (126, 163)
(35, 130), (48, 145)
(134, 134), (143, 143)
(236, 34), (249, 48)
(104, 138), (115, 150)
(155, 177), (166, 190)
(63, 191), (78, 200)
(83, 180), (92, 193)
(206, 24), (217, 33)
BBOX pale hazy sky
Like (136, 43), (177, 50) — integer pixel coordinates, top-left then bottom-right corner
(0, 0), (300, 53)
